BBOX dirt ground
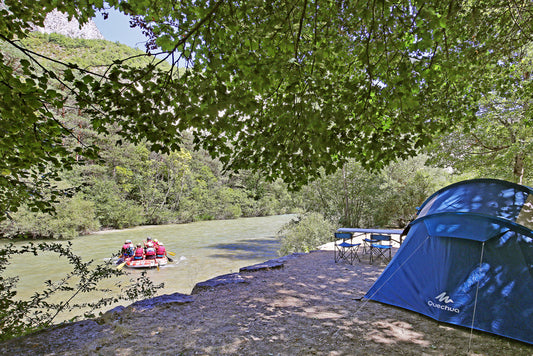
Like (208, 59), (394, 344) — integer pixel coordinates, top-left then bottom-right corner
(1, 249), (532, 355)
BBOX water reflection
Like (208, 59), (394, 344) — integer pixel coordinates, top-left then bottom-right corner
(207, 238), (280, 259)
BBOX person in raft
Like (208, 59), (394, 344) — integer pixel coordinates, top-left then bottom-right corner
(121, 239), (134, 258)
(144, 236), (154, 248)
(133, 243), (145, 260)
(155, 242), (167, 258)
(145, 242), (157, 260)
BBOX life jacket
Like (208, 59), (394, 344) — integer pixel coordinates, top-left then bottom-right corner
(156, 245), (166, 257)
(134, 247), (144, 259)
(125, 246), (135, 257)
(145, 247), (156, 258)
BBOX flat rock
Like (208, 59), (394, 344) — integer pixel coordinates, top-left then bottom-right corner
(97, 305), (126, 324)
(239, 252), (306, 272)
(128, 292), (194, 311)
(239, 260), (284, 272)
(191, 272), (247, 294)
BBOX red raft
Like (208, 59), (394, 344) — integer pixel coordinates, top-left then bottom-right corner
(123, 256), (168, 269)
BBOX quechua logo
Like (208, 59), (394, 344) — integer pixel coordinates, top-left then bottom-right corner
(435, 292), (454, 304)
(427, 292), (460, 314)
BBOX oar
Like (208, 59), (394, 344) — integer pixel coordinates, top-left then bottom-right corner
(167, 251), (176, 256)
(116, 261), (127, 270)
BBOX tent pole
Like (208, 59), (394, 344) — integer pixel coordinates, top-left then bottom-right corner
(468, 241), (486, 352)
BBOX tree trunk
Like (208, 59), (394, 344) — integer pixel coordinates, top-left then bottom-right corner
(514, 153), (525, 184)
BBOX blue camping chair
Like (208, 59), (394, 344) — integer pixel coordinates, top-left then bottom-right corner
(334, 232), (361, 264)
(362, 235), (378, 254)
(369, 234), (392, 264)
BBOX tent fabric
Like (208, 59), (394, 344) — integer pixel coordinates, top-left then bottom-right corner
(364, 178), (533, 345)
(417, 179), (533, 230)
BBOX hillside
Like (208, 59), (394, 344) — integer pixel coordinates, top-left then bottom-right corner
(0, 31), (295, 239)
(19, 32), (167, 70)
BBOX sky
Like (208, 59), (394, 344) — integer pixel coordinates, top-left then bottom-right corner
(92, 8), (148, 50)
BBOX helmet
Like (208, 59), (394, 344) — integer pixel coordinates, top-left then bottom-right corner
(154, 239), (159, 243)
(158, 242), (164, 246)
(126, 239), (132, 243)
(147, 237), (152, 241)
(147, 242), (154, 247)
(137, 243), (142, 247)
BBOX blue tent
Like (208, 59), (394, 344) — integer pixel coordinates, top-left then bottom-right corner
(365, 178), (533, 344)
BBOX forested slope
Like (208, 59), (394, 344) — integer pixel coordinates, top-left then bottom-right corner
(0, 33), (299, 238)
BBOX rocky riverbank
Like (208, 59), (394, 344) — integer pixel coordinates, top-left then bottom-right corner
(1, 250), (532, 355)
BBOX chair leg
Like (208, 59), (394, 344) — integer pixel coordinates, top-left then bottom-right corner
(335, 242), (360, 265)
(352, 244), (361, 263)
(370, 246), (391, 264)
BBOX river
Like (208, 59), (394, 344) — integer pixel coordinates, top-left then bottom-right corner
(4, 214), (296, 322)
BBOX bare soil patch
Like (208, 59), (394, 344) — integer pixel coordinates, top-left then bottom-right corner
(1, 250), (532, 355)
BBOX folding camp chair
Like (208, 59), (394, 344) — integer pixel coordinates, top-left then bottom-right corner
(334, 232), (361, 264)
(362, 235), (378, 254)
(369, 234), (392, 264)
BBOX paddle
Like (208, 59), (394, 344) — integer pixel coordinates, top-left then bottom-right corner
(116, 261), (126, 270)
(166, 255), (174, 262)
(167, 251), (176, 256)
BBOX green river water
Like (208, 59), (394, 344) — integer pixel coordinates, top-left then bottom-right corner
(4, 214), (296, 322)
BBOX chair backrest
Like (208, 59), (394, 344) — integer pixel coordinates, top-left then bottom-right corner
(334, 232), (352, 240)
(370, 234), (391, 244)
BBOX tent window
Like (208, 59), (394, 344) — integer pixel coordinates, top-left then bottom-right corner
(516, 194), (533, 230)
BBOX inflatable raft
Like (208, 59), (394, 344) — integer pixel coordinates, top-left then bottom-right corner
(122, 256), (168, 269)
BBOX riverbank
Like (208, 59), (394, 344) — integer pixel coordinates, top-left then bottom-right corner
(1, 249), (532, 355)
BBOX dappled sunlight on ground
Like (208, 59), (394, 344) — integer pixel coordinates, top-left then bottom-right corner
(367, 319), (431, 346)
(1, 250), (532, 355)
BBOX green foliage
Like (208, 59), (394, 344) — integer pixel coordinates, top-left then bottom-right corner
(88, 178), (145, 229)
(426, 71), (533, 185)
(277, 212), (336, 256)
(297, 157), (453, 229)
(50, 196), (100, 237)
(214, 187), (244, 219)
(377, 156), (452, 227)
(23, 32), (160, 69)
(3, 1), (533, 222)
(0, 242), (163, 341)
(0, 195), (99, 239)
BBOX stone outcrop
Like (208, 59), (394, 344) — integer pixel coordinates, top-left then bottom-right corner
(32, 9), (104, 40)
(191, 273), (247, 294)
(239, 253), (306, 272)
(190, 253), (308, 294)
(128, 292), (194, 311)
(100, 253), (309, 319)
(97, 292), (194, 324)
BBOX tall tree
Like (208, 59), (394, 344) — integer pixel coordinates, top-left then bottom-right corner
(1, 0), (533, 219)
(426, 45), (533, 184)
(427, 93), (533, 184)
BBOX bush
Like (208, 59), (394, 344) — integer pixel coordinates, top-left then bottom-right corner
(0, 196), (99, 239)
(49, 196), (100, 238)
(277, 213), (336, 256)
(88, 179), (145, 229)
(0, 242), (163, 341)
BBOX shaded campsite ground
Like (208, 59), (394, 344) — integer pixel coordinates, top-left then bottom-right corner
(1, 249), (532, 355)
